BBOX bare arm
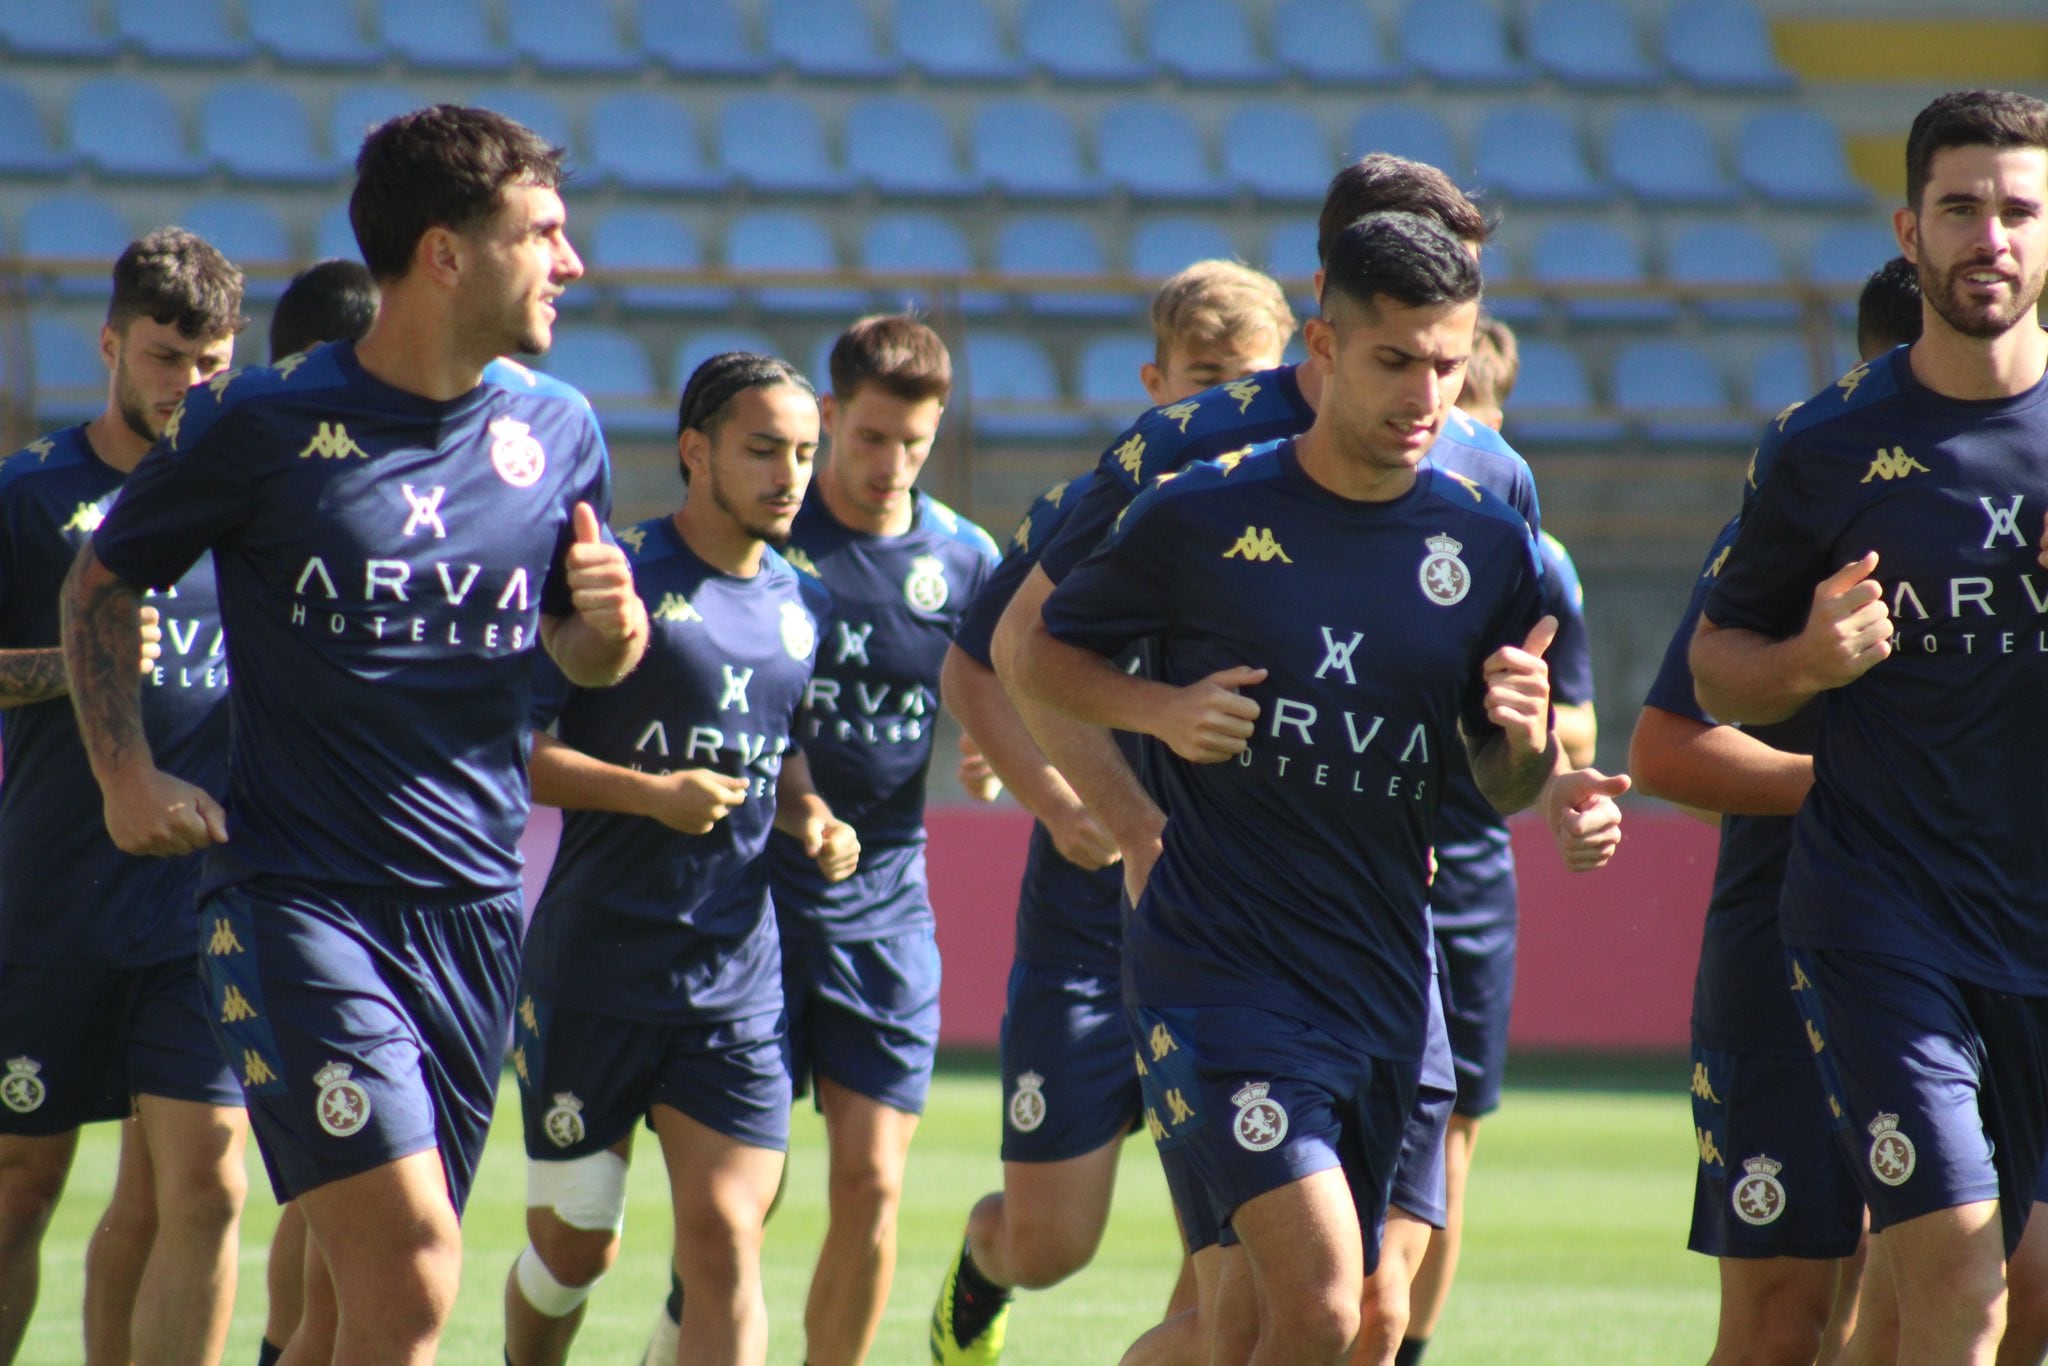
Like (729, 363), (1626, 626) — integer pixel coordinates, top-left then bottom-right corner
(774, 752), (859, 883)
(1690, 553), (1890, 725)
(539, 502), (649, 689)
(0, 649), (71, 708)
(1464, 616), (1560, 817)
(528, 731), (749, 834)
(1628, 705), (1812, 817)
(1553, 699), (1597, 770)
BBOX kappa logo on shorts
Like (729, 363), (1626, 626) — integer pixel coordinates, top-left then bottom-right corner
(488, 417), (546, 488)
(1867, 1111), (1916, 1186)
(544, 1093), (587, 1149)
(1731, 1154), (1787, 1226)
(1007, 1071), (1048, 1133)
(313, 1062), (373, 1138)
(1231, 1081), (1288, 1153)
(1418, 534), (1471, 606)
(1, 1057), (46, 1114)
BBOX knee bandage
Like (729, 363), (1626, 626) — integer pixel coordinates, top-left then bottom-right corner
(526, 1149), (630, 1233)
(514, 1243), (595, 1318)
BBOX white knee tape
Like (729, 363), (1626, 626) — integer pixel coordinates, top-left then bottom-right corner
(527, 1150), (630, 1233)
(514, 1243), (595, 1318)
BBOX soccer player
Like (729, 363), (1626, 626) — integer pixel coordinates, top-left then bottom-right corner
(0, 229), (246, 1365)
(503, 352), (854, 1366)
(61, 105), (647, 1364)
(1015, 210), (1557, 1365)
(931, 260), (1294, 1365)
(1690, 89), (2048, 1363)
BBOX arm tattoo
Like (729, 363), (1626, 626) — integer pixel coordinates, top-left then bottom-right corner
(60, 544), (150, 779)
(0, 649), (68, 707)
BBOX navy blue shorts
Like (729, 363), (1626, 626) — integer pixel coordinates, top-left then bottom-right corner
(513, 990), (789, 1155)
(1688, 1043), (1863, 1260)
(1791, 946), (2048, 1256)
(0, 956), (242, 1135)
(1132, 1003), (1419, 1276)
(782, 930), (940, 1116)
(999, 962), (1141, 1164)
(1390, 988), (1456, 1229)
(1434, 919), (1516, 1118)
(196, 881), (521, 1216)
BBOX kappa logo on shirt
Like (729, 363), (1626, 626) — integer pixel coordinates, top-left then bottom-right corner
(1836, 361), (1872, 402)
(652, 592), (702, 624)
(273, 353), (310, 382)
(616, 526), (647, 555)
(1705, 545), (1731, 579)
(1223, 526), (1291, 563)
(1114, 432), (1147, 481)
(298, 422), (369, 460)
(1861, 446), (1929, 483)
(1159, 401), (1200, 433)
(1223, 379), (1261, 413)
(61, 502), (105, 534)
(782, 545), (820, 577)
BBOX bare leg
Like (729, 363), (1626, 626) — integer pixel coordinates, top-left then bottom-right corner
(1350, 1210), (1430, 1366)
(803, 1077), (921, 1366)
(1849, 1201), (2003, 1364)
(128, 1094), (246, 1365)
(503, 1134), (633, 1366)
(653, 1104), (783, 1366)
(262, 1203), (307, 1357)
(83, 1118), (152, 1366)
(1401, 1116), (1477, 1347)
(1708, 1256), (1841, 1366)
(291, 1149), (464, 1366)
(1999, 1202), (2048, 1366)
(966, 1141), (1124, 1291)
(1234, 1170), (1366, 1366)
(1817, 1221), (1869, 1366)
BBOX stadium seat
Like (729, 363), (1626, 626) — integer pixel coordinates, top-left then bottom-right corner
(1132, 218), (1241, 278)
(1604, 107), (1738, 205)
(894, 0), (1024, 82)
(315, 204), (360, 263)
(0, 5), (119, 59)
(1662, 0), (1795, 90)
(1526, 0), (1658, 89)
(1078, 335), (1157, 433)
(1273, 0), (1405, 86)
(1020, 0), (1152, 84)
(725, 210), (865, 315)
(588, 210), (734, 314)
(508, 0), (641, 74)
(1347, 104), (1464, 184)
(377, 0), (513, 71)
(1097, 101), (1227, 203)
(674, 329), (779, 390)
(1222, 105), (1333, 204)
(116, 0), (254, 62)
(1263, 221), (1320, 281)
(846, 97), (977, 198)
(588, 93), (725, 192)
(860, 213), (1001, 316)
(972, 99), (1102, 200)
(1146, 0), (1278, 84)
(471, 88), (574, 154)
(177, 199), (295, 303)
(247, 0), (381, 66)
(329, 86), (429, 161)
(29, 318), (108, 427)
(0, 79), (75, 177)
(538, 328), (673, 440)
(1478, 241), (1545, 326)
(201, 82), (338, 185)
(70, 77), (207, 180)
(23, 193), (131, 300)
(1474, 106), (1610, 205)
(1502, 338), (1624, 445)
(961, 332), (1094, 442)
(1807, 223), (1903, 289)
(996, 215), (1130, 319)
(1611, 339), (1753, 444)
(1530, 221), (1677, 326)
(637, 0), (773, 76)
(1736, 110), (1869, 207)
(764, 0), (900, 79)
(1747, 338), (1842, 416)
(719, 94), (852, 195)
(1667, 223), (1798, 324)
(1398, 0), (1533, 86)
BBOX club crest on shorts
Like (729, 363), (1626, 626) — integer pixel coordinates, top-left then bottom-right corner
(544, 1092), (587, 1148)
(1007, 1071), (1047, 1133)
(780, 601), (816, 660)
(488, 416), (546, 488)
(314, 1062), (372, 1138)
(1, 1057), (45, 1114)
(1418, 534), (1470, 606)
(904, 554), (949, 612)
(1867, 1111), (1916, 1186)
(1731, 1154), (1786, 1226)
(1231, 1081), (1288, 1152)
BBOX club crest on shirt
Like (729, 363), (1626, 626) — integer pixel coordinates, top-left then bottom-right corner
(314, 1062), (372, 1138)
(1232, 1082), (1287, 1152)
(1731, 1154), (1786, 1226)
(904, 554), (949, 611)
(1, 1058), (45, 1114)
(488, 417), (546, 488)
(780, 601), (817, 660)
(1867, 1112), (1915, 1186)
(1418, 533), (1470, 606)
(544, 1092), (587, 1148)
(1007, 1071), (1047, 1133)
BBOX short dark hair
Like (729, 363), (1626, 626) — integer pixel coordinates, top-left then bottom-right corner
(270, 259), (379, 362)
(828, 314), (952, 405)
(1856, 255), (1923, 360)
(1318, 153), (1491, 265)
(348, 104), (566, 282)
(1465, 314), (1521, 407)
(1320, 212), (1482, 319)
(1905, 89), (2048, 210)
(676, 351), (815, 481)
(106, 228), (247, 340)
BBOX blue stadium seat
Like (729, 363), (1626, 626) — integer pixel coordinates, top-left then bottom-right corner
(765, 0), (900, 79)
(1263, 221), (1320, 281)
(1530, 221), (1677, 326)
(201, 82), (337, 185)
(1347, 105), (1463, 184)
(0, 5), (119, 59)
(30, 318), (108, 427)
(329, 87), (429, 162)
(719, 94), (852, 195)
(539, 328), (673, 440)
(508, 0), (641, 74)
(116, 0), (254, 62)
(1474, 106), (1609, 205)
(1667, 223), (1798, 324)
(996, 215), (1129, 319)
(962, 332), (1094, 442)
(1736, 110), (1869, 207)
(1097, 101), (1226, 203)
(1078, 335), (1156, 430)
(860, 213), (1001, 316)
(1146, 0), (1278, 83)
(894, 0), (1024, 81)
(588, 94), (724, 193)
(1132, 218), (1241, 278)
(1399, 0), (1533, 86)
(23, 193), (131, 300)
(1612, 339), (1752, 444)
(1526, 0), (1657, 89)
(1503, 339), (1624, 445)
(1020, 0), (1152, 84)
(1479, 241), (1544, 326)
(178, 199), (295, 304)
(1273, 0), (1405, 86)
(378, 0), (513, 71)
(315, 204), (360, 263)
(589, 210), (734, 314)
(638, 0), (772, 76)
(1807, 223), (1903, 289)
(674, 329), (780, 391)
(847, 97), (976, 198)
(0, 79), (75, 177)
(1222, 105), (1333, 204)
(471, 88), (574, 153)
(1662, 0), (1794, 91)
(1604, 107), (1737, 206)
(1747, 338), (1845, 416)
(70, 78), (207, 180)
(248, 0), (381, 66)
(725, 210), (864, 315)
(972, 99), (1102, 200)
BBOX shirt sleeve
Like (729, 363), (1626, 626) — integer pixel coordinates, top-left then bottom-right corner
(540, 412), (615, 620)
(1537, 532), (1594, 708)
(1704, 439), (1843, 640)
(1036, 464), (1133, 585)
(1642, 518), (1744, 724)
(1040, 486), (1183, 661)
(92, 391), (260, 592)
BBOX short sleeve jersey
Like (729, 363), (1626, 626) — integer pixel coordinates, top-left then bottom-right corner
(767, 490), (997, 943)
(0, 427), (228, 966)
(1043, 443), (1545, 1060)
(1704, 347), (2048, 994)
(523, 517), (830, 1024)
(89, 343), (613, 901)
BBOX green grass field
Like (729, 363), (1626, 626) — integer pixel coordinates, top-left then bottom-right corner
(18, 1061), (1715, 1363)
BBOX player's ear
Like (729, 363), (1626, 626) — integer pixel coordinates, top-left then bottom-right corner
(98, 322), (121, 374)
(1304, 316), (1337, 374)
(1893, 205), (1920, 264)
(417, 225), (465, 289)
(677, 427), (710, 485)
(1140, 360), (1168, 406)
